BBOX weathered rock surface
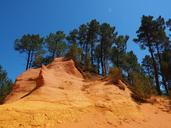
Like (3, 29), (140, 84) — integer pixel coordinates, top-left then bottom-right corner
(1, 58), (171, 128)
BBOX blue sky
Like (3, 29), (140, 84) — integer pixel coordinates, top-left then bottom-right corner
(0, 0), (171, 80)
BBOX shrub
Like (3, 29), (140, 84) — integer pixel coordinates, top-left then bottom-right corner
(109, 67), (122, 84)
(129, 72), (156, 100)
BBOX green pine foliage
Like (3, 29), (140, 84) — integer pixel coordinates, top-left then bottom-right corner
(45, 31), (67, 59)
(14, 34), (44, 70)
(0, 65), (12, 102)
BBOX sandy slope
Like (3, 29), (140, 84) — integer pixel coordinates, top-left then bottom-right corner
(0, 58), (171, 128)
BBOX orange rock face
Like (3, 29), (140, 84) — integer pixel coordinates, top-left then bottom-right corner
(1, 58), (171, 128)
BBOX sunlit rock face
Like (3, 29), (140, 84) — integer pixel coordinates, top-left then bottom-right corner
(1, 58), (171, 128)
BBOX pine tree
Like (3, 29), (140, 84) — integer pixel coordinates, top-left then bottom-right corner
(99, 23), (117, 76)
(45, 31), (66, 59)
(111, 35), (129, 68)
(15, 34), (43, 70)
(78, 24), (88, 63)
(87, 19), (100, 65)
(66, 29), (81, 62)
(120, 51), (141, 85)
(0, 65), (12, 102)
(134, 15), (161, 95)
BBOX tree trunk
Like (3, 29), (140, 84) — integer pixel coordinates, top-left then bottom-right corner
(100, 42), (105, 76)
(90, 42), (94, 65)
(127, 73), (132, 85)
(29, 51), (34, 68)
(149, 46), (161, 95)
(52, 51), (55, 59)
(97, 57), (100, 74)
(81, 42), (86, 63)
(156, 44), (168, 94)
(84, 43), (88, 70)
(103, 58), (107, 77)
(52, 41), (58, 59)
(116, 52), (119, 67)
(100, 56), (104, 76)
(26, 50), (31, 70)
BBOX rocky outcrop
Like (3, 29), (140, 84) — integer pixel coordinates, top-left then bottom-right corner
(1, 58), (171, 128)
